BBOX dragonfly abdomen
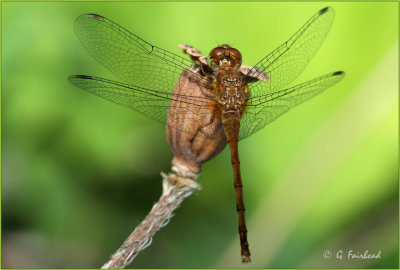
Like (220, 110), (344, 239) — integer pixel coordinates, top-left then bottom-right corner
(221, 111), (251, 263)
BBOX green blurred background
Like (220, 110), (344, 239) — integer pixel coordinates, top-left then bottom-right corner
(2, 2), (398, 268)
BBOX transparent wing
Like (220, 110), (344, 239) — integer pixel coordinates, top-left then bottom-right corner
(239, 71), (345, 140)
(248, 7), (335, 97)
(68, 74), (217, 136)
(74, 14), (211, 92)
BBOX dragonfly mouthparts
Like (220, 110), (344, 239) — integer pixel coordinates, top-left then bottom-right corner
(219, 58), (231, 66)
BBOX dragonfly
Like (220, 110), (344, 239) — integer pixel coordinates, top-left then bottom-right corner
(69, 7), (344, 263)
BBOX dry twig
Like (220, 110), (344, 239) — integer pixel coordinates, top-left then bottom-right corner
(101, 166), (200, 269)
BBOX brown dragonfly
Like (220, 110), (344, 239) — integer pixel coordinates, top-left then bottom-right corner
(69, 7), (344, 263)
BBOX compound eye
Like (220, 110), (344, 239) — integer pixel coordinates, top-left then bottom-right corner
(209, 47), (225, 59)
(229, 48), (242, 60)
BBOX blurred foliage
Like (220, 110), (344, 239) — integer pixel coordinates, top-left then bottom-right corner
(2, 2), (398, 269)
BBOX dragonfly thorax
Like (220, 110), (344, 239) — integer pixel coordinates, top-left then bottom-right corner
(215, 70), (249, 113)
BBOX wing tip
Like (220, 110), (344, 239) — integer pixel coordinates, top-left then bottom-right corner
(319, 7), (330, 15)
(68, 75), (94, 84)
(87, 14), (104, 21)
(70, 75), (93, 79)
(333, 71), (345, 76)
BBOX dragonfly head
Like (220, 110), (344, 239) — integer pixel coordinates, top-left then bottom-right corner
(209, 45), (242, 71)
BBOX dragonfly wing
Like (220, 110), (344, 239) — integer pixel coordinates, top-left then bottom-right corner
(239, 71), (345, 140)
(69, 75), (172, 123)
(74, 14), (210, 92)
(69, 73), (218, 136)
(248, 7), (335, 96)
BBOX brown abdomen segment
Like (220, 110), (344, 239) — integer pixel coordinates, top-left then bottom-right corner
(222, 112), (251, 263)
